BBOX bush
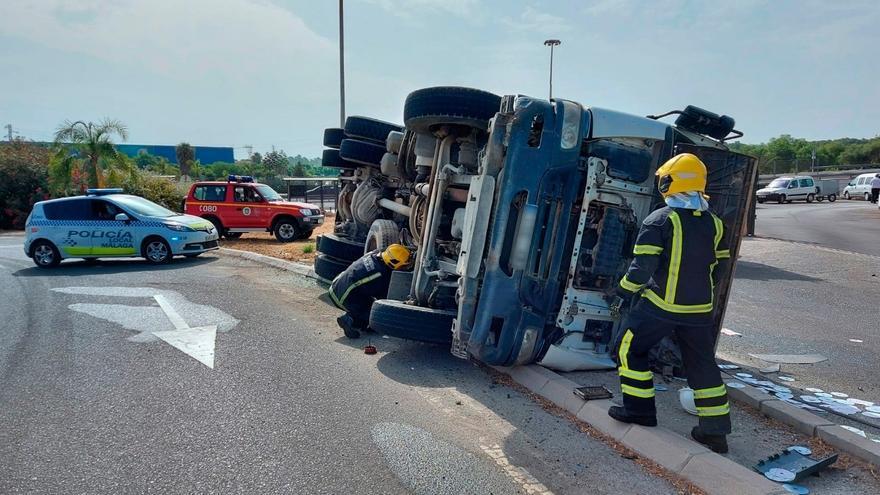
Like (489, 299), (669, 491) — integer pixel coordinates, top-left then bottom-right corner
(0, 140), (51, 229)
(122, 173), (185, 212)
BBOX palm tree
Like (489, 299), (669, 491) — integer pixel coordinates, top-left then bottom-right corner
(51, 118), (130, 191)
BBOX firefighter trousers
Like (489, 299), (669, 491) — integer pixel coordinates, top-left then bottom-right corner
(616, 309), (731, 435)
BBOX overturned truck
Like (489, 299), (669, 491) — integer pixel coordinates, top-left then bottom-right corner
(318, 87), (756, 370)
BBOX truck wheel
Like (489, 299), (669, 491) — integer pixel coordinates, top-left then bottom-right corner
(314, 253), (350, 282)
(323, 128), (345, 149)
(316, 233), (365, 262)
(365, 219), (399, 254)
(829, 194), (837, 202)
(322, 149), (358, 169)
(404, 86), (502, 134)
(344, 116), (403, 144)
(757, 198), (765, 204)
(806, 193), (815, 203)
(274, 219), (300, 242)
(777, 194), (786, 204)
(339, 139), (385, 167)
(369, 299), (454, 344)
(31, 240), (61, 268)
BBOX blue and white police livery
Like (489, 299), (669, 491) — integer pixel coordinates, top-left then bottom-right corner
(24, 189), (220, 268)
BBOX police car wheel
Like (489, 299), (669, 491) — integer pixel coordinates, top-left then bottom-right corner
(274, 220), (299, 242)
(143, 238), (172, 264)
(32, 241), (60, 268)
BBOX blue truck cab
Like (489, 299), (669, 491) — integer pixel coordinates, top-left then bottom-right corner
(370, 89), (756, 370)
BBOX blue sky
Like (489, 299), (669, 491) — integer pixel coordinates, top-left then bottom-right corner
(1, 0), (878, 158)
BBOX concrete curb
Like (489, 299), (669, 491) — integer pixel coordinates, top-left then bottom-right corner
(495, 365), (787, 495)
(725, 380), (880, 467)
(218, 247), (321, 281)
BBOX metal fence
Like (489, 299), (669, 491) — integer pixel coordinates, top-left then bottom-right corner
(283, 177), (339, 212)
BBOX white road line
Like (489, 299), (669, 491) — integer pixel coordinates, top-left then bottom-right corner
(153, 294), (189, 330)
(479, 444), (554, 495)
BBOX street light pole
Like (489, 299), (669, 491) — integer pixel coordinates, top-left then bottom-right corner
(543, 39), (561, 100)
(339, 0), (346, 128)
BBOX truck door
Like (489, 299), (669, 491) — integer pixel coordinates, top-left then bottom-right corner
(232, 185), (265, 228)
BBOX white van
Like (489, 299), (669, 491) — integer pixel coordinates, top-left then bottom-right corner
(842, 173), (878, 201)
(756, 175), (818, 204)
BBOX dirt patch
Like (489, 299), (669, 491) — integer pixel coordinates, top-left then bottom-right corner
(220, 214), (335, 264)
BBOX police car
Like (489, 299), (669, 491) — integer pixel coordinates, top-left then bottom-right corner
(24, 189), (220, 268)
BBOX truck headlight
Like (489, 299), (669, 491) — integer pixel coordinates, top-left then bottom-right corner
(560, 100), (582, 150)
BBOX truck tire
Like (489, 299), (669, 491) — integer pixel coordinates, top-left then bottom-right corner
(317, 233), (365, 262)
(314, 253), (350, 282)
(369, 299), (454, 344)
(828, 193), (837, 202)
(322, 149), (358, 169)
(339, 139), (385, 167)
(403, 86), (501, 133)
(323, 128), (345, 149)
(364, 219), (399, 253)
(344, 116), (403, 144)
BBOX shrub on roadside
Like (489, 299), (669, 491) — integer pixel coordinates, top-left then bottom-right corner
(0, 140), (51, 229)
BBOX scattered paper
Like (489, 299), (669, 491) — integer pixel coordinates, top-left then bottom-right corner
(655, 384), (669, 392)
(800, 396), (822, 404)
(779, 376), (796, 382)
(721, 328), (742, 337)
(846, 399), (874, 407)
(840, 425), (867, 437)
(718, 364), (740, 370)
(736, 373), (754, 378)
(866, 406), (880, 413)
(805, 387), (823, 393)
(727, 381), (746, 389)
(749, 353), (828, 364)
(814, 392), (833, 398)
(862, 411), (880, 419)
(830, 392), (849, 398)
(787, 445), (812, 456)
(849, 339), (864, 343)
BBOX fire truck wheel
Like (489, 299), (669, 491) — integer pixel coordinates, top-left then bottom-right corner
(274, 219), (300, 242)
(369, 299), (454, 344)
(224, 232), (242, 239)
(343, 116), (403, 145)
(403, 86), (501, 134)
(317, 234), (364, 262)
(339, 139), (385, 167)
(314, 253), (350, 282)
(322, 149), (358, 169)
(323, 128), (345, 149)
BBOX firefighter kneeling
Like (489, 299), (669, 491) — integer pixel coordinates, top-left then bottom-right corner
(329, 244), (411, 339)
(609, 153), (733, 454)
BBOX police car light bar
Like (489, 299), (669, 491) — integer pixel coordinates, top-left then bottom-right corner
(86, 188), (125, 196)
(227, 175), (255, 183)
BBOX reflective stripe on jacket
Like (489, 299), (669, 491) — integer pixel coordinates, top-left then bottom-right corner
(619, 206), (730, 325)
(329, 250), (393, 310)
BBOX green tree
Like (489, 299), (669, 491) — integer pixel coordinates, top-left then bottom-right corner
(51, 119), (132, 193)
(263, 150), (288, 176)
(291, 161), (307, 177)
(0, 139), (51, 228)
(176, 142), (195, 177)
(251, 152), (262, 164)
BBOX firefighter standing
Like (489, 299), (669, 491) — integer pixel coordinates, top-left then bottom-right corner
(329, 244), (411, 339)
(608, 153), (733, 454)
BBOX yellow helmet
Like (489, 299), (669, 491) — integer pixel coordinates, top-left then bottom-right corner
(381, 244), (411, 270)
(655, 153), (708, 198)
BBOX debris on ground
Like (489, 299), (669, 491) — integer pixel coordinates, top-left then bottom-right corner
(364, 344), (377, 355)
(749, 353), (828, 364)
(754, 448), (838, 483)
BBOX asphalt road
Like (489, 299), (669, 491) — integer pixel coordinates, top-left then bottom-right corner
(755, 199), (880, 257)
(0, 235), (675, 494)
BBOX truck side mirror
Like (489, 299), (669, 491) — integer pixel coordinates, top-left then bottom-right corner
(115, 213), (130, 222)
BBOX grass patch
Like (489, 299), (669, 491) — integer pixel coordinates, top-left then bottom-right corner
(302, 244), (315, 254)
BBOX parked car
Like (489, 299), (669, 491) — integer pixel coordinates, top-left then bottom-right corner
(842, 173), (877, 201)
(756, 175), (818, 203)
(183, 176), (324, 242)
(24, 189), (219, 268)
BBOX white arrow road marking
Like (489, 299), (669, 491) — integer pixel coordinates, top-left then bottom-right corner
(153, 326), (217, 369)
(53, 286), (238, 369)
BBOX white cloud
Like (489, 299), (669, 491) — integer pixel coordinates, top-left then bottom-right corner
(361, 0), (480, 20)
(501, 6), (571, 34)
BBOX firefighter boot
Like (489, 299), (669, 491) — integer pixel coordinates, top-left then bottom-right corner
(691, 427), (728, 454)
(608, 406), (658, 427)
(336, 314), (362, 339)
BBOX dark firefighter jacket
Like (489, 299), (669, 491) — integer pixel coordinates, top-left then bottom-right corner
(619, 206), (731, 326)
(329, 250), (393, 312)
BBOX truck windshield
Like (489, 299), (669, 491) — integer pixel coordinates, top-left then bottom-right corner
(768, 179), (790, 188)
(256, 185), (282, 201)
(111, 195), (177, 217)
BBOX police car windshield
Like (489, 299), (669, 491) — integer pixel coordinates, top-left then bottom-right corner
(255, 185), (282, 201)
(111, 195), (177, 218)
